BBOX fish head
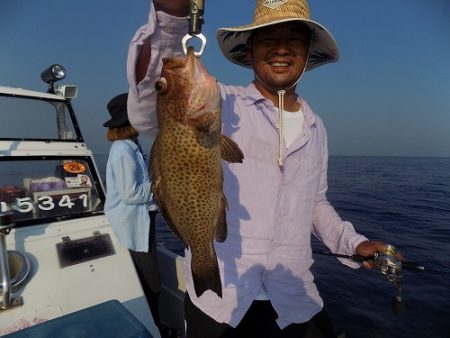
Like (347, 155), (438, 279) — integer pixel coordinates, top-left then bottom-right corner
(155, 47), (220, 123)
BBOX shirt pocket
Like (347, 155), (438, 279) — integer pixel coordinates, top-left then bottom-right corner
(293, 154), (322, 202)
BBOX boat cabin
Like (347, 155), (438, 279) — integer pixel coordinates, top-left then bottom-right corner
(0, 65), (160, 337)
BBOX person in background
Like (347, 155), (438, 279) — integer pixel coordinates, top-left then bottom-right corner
(103, 93), (165, 336)
(126, 1), (403, 337)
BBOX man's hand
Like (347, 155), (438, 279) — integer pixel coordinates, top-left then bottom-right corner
(153, 0), (190, 17)
(355, 240), (404, 269)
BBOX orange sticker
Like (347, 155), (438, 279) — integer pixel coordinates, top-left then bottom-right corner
(63, 162), (86, 174)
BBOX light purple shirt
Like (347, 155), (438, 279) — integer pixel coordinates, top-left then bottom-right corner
(127, 4), (367, 329)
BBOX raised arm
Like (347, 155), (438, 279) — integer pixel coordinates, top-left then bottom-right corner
(136, 1), (190, 83)
(153, 0), (190, 18)
(127, 1), (189, 137)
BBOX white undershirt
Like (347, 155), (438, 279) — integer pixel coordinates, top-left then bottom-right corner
(283, 107), (304, 148)
(254, 107), (304, 301)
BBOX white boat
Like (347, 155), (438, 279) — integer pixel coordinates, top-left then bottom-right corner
(0, 65), (181, 337)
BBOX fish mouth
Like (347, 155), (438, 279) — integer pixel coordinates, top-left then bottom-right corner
(161, 47), (197, 78)
(185, 47), (198, 77)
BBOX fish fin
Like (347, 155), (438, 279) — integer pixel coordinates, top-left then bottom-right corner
(191, 245), (222, 298)
(188, 112), (216, 132)
(214, 193), (228, 242)
(220, 135), (244, 163)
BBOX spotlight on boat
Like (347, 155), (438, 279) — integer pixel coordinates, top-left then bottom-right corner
(41, 64), (66, 94)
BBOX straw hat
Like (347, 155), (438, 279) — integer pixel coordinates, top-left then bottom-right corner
(216, 0), (339, 71)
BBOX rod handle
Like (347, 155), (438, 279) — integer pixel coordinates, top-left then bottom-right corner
(351, 254), (371, 263)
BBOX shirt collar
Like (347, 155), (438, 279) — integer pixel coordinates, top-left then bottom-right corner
(123, 138), (140, 151)
(243, 83), (265, 106)
(297, 97), (317, 129)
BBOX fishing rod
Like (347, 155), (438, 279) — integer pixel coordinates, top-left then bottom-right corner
(315, 250), (450, 274)
(313, 244), (450, 315)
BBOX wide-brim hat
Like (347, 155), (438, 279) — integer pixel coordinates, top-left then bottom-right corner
(217, 0), (339, 71)
(103, 93), (129, 128)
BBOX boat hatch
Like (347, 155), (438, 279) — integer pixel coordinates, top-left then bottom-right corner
(56, 233), (116, 268)
(0, 156), (105, 227)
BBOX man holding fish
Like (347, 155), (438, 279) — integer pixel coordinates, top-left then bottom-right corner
(126, 0), (400, 337)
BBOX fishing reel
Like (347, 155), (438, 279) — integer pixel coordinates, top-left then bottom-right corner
(372, 244), (404, 314)
(373, 244), (402, 285)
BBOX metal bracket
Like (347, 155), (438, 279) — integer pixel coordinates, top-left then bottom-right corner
(182, 33), (207, 57)
(182, 0), (207, 56)
(0, 297), (24, 311)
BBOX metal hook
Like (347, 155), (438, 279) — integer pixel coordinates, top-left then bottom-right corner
(182, 33), (207, 57)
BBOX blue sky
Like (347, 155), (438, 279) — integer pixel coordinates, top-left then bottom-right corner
(1, 0), (449, 157)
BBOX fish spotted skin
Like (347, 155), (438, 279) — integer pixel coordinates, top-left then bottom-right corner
(150, 47), (244, 298)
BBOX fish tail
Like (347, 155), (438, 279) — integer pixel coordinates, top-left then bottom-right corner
(191, 246), (222, 298)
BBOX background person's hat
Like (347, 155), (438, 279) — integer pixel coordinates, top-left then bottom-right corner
(103, 93), (129, 128)
(216, 0), (339, 71)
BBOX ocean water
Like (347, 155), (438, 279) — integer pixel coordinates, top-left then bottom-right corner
(312, 156), (450, 338)
(97, 155), (450, 338)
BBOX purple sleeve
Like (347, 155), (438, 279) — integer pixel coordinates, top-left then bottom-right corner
(312, 125), (368, 268)
(126, 3), (188, 137)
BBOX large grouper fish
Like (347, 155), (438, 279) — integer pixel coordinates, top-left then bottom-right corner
(150, 47), (244, 298)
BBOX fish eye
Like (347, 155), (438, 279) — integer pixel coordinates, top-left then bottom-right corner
(155, 78), (167, 93)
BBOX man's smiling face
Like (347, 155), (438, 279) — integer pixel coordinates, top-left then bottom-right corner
(249, 21), (311, 92)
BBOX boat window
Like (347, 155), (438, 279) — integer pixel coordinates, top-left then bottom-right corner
(0, 157), (104, 226)
(0, 95), (78, 141)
